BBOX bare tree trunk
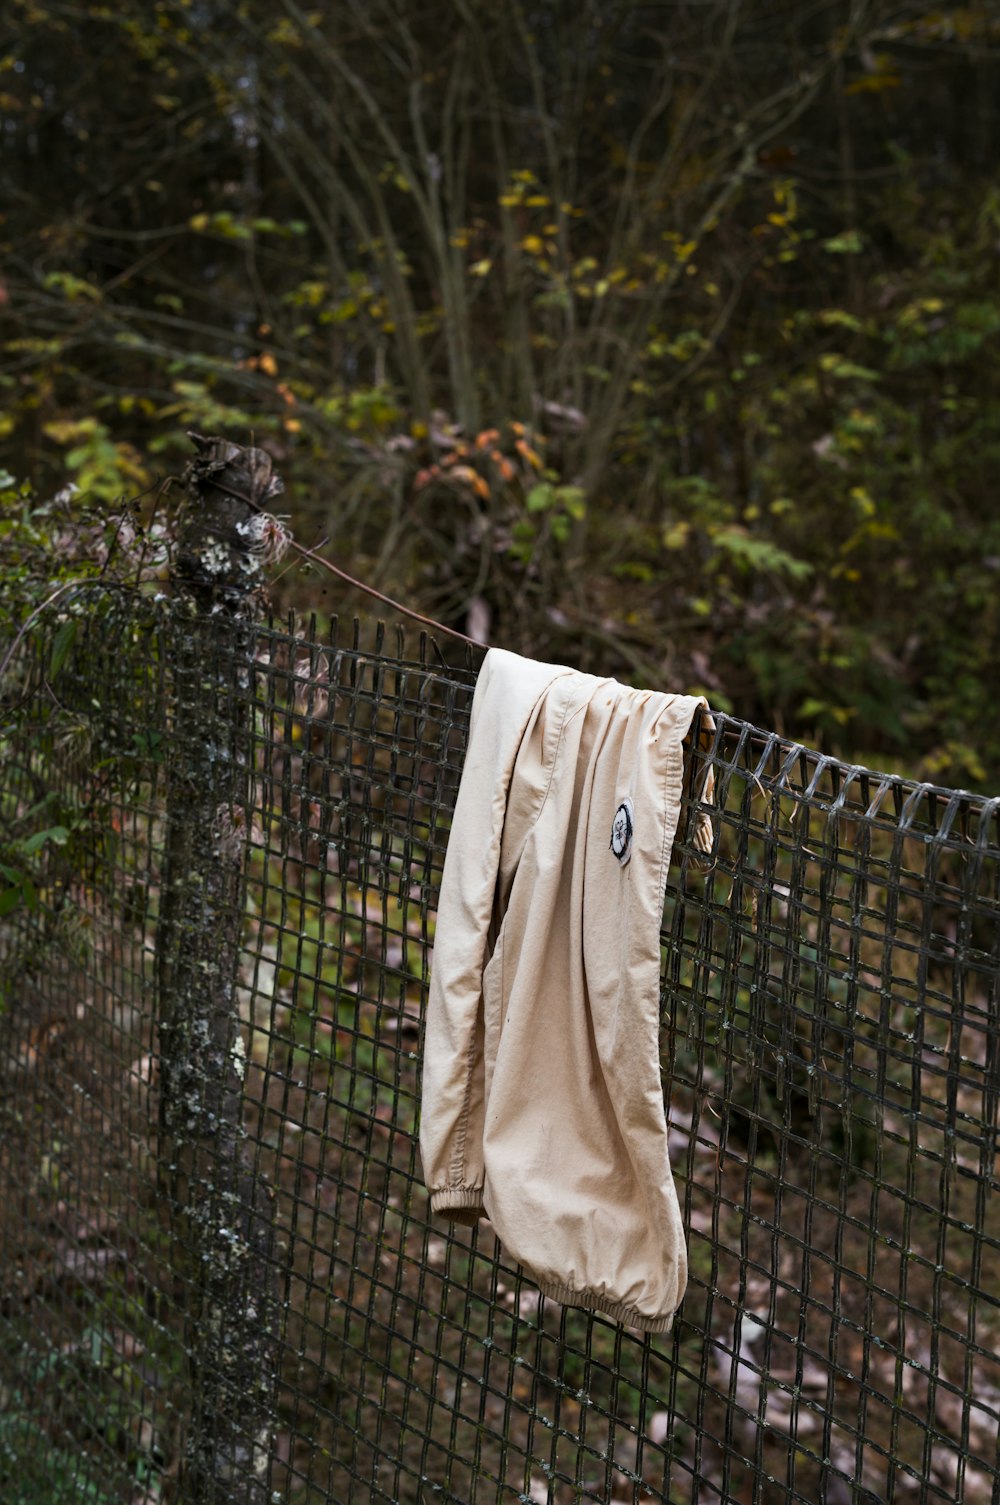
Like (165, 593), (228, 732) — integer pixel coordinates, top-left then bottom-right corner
(156, 434), (281, 1504)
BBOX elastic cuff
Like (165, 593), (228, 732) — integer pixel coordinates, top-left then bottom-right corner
(536, 1279), (677, 1335)
(430, 1186), (486, 1225)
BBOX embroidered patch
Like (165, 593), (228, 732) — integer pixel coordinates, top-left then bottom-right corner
(610, 797), (634, 865)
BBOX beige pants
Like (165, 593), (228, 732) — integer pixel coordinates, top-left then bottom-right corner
(420, 648), (710, 1332)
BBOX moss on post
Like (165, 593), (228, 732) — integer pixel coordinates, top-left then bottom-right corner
(156, 434), (281, 1504)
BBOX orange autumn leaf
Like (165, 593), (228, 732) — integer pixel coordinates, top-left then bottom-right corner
(515, 438), (543, 469)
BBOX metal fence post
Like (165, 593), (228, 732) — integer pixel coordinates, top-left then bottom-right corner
(156, 434), (281, 1503)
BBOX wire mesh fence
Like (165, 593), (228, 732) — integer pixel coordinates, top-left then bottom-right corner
(1, 583), (999, 1505)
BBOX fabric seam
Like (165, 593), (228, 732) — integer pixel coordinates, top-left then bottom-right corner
(448, 1019), (482, 1186)
(445, 664), (575, 1190)
(532, 678), (580, 829)
(658, 701), (703, 898)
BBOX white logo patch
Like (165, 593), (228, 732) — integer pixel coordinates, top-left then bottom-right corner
(610, 797), (634, 865)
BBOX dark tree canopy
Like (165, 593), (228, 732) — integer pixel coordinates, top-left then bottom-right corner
(2, 0), (1000, 784)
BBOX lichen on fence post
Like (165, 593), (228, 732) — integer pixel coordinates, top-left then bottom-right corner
(156, 433), (282, 1503)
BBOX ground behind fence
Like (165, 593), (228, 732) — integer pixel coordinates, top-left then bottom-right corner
(1, 588), (999, 1504)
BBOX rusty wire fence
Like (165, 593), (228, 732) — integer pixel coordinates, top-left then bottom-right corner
(1, 584), (999, 1505)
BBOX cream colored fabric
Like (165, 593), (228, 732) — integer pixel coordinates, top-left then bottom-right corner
(420, 647), (713, 1333)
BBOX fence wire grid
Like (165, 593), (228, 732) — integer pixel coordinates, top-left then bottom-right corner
(1, 587), (999, 1505)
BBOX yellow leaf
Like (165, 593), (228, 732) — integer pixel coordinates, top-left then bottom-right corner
(43, 419), (89, 444)
(846, 72), (901, 94)
(258, 351), (278, 376)
(520, 235), (545, 255)
(469, 259), (492, 277)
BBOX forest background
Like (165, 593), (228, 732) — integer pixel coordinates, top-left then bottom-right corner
(1, 0), (999, 789)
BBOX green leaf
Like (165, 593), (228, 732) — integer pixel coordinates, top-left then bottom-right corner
(712, 527), (813, 581)
(613, 561), (655, 582)
(49, 618), (77, 678)
(819, 353), (880, 381)
(0, 886), (22, 918)
(822, 230), (864, 255)
(816, 309), (866, 331)
(21, 825), (70, 855)
(556, 485), (586, 520)
(43, 270), (103, 303)
(525, 483), (554, 513)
